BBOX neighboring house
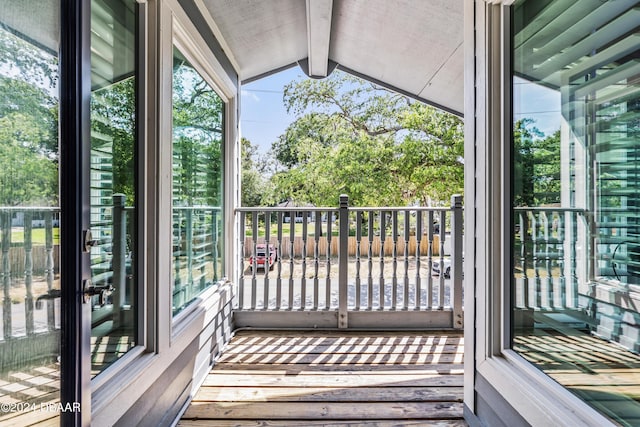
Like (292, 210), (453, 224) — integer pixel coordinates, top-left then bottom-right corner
(277, 200), (316, 223)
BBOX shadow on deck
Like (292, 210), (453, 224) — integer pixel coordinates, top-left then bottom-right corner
(179, 330), (466, 426)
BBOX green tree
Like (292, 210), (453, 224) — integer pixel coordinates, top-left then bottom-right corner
(0, 29), (59, 206)
(268, 72), (464, 206)
(172, 51), (224, 207)
(241, 138), (268, 206)
(91, 78), (136, 205)
(513, 118), (560, 206)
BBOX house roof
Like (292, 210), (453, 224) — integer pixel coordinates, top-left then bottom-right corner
(198, 0), (464, 116)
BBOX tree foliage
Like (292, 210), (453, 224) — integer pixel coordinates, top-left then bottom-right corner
(241, 137), (269, 206)
(513, 118), (561, 206)
(266, 72), (464, 207)
(0, 28), (59, 206)
(91, 78), (136, 205)
(172, 53), (224, 207)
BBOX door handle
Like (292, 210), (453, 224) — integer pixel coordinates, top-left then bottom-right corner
(82, 279), (114, 305)
(35, 289), (62, 309)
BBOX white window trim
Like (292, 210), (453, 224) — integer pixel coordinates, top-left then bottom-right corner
(91, 1), (239, 422)
(467, 1), (616, 426)
(159, 0), (238, 344)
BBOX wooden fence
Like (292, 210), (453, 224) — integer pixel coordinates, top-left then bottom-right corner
(244, 235), (441, 258)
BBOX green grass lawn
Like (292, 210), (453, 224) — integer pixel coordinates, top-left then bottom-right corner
(10, 227), (60, 245)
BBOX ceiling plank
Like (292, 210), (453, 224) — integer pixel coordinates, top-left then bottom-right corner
(306, 0), (333, 78)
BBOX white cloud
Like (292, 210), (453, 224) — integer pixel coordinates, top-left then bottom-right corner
(241, 89), (260, 102)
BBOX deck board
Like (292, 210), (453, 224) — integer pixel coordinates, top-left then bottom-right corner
(180, 330), (465, 425)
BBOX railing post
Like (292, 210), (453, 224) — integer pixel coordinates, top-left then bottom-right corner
(338, 194), (349, 328)
(112, 194), (127, 328)
(451, 194), (463, 329)
(452, 194), (464, 329)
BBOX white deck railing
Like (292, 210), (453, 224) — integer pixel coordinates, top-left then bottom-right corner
(236, 195), (464, 329)
(513, 207), (583, 311)
(0, 207), (61, 373)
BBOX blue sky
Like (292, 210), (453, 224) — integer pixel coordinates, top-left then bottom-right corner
(513, 76), (561, 137)
(240, 66), (307, 154)
(240, 70), (563, 156)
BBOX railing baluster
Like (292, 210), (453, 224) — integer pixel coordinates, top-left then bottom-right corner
(238, 211), (245, 309)
(415, 210), (423, 310)
(451, 195), (463, 328)
(276, 212), (283, 310)
(558, 212), (566, 309)
(355, 211), (362, 310)
(531, 212), (541, 309)
(289, 210), (295, 310)
(112, 195), (127, 328)
(403, 210), (410, 310)
(438, 210), (446, 309)
(313, 212), (320, 310)
(174, 210), (183, 309)
(391, 211), (398, 310)
(251, 211), (258, 310)
(367, 212), (374, 310)
(379, 211), (386, 309)
(24, 211), (34, 335)
(2, 211), (12, 338)
(212, 209), (219, 282)
(326, 213), (333, 309)
(301, 212), (307, 310)
(519, 211), (529, 308)
(570, 211), (578, 307)
(186, 209), (194, 302)
(264, 211), (271, 310)
(45, 211), (55, 330)
(427, 211), (434, 309)
(542, 211), (552, 309)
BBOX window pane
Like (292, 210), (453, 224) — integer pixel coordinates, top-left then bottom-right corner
(90, 0), (138, 376)
(512, 1), (640, 424)
(0, 1), (61, 424)
(172, 47), (224, 316)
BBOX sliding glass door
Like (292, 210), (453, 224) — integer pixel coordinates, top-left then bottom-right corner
(511, 1), (640, 424)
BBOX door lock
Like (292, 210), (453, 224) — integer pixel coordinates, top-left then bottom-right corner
(83, 229), (97, 252)
(82, 279), (114, 305)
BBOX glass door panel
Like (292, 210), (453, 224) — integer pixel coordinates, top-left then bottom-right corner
(89, 0), (138, 376)
(171, 47), (225, 316)
(512, 1), (640, 424)
(0, 1), (62, 424)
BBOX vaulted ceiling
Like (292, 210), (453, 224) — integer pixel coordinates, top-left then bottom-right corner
(199, 0), (464, 115)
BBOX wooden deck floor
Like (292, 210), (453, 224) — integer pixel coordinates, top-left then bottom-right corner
(179, 330), (466, 426)
(515, 328), (640, 425)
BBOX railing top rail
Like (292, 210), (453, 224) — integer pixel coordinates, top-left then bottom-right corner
(236, 206), (338, 213)
(174, 206), (222, 211)
(349, 206), (454, 212)
(0, 206), (61, 211)
(513, 206), (585, 213)
(236, 206), (458, 213)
